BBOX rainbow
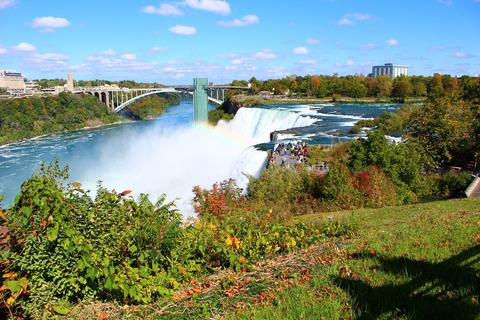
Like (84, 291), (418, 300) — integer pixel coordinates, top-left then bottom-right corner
(195, 122), (255, 148)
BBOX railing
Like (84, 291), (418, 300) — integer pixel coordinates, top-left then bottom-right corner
(465, 176), (480, 197)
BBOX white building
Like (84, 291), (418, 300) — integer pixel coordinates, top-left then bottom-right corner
(0, 70), (26, 93)
(372, 63), (409, 79)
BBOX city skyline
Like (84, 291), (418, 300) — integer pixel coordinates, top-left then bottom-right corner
(0, 0), (479, 84)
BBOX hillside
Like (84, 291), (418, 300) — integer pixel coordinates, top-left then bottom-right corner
(59, 197), (480, 319)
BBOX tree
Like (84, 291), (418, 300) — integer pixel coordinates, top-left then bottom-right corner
(427, 74), (444, 101)
(369, 75), (393, 98)
(391, 79), (413, 102)
(406, 97), (476, 164)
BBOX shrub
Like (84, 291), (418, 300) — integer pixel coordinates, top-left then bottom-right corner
(1, 161), (183, 318)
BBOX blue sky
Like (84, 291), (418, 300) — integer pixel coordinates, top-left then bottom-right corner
(0, 0), (479, 84)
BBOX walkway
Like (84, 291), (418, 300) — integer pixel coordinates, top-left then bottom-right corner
(468, 177), (480, 197)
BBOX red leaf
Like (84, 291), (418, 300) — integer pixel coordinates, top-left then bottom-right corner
(119, 190), (132, 196)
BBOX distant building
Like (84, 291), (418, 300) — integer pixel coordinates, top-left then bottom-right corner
(0, 70), (26, 93)
(371, 63), (409, 79)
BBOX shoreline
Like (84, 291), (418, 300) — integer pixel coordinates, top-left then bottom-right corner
(0, 119), (132, 149)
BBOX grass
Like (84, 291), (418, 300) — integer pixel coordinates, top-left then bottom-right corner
(62, 197), (480, 319)
(230, 197), (480, 319)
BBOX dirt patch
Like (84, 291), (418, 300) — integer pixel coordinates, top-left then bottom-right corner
(86, 120), (104, 127)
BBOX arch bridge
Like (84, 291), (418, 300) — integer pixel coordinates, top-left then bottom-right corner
(71, 78), (249, 123)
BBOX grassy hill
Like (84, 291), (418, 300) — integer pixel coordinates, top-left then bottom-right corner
(63, 196), (480, 319)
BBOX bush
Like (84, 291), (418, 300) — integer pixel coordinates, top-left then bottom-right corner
(1, 161), (183, 318)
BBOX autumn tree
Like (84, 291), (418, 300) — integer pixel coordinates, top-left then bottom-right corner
(369, 75), (393, 98)
(391, 76), (413, 102)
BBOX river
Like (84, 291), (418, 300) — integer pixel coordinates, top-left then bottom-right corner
(0, 99), (402, 217)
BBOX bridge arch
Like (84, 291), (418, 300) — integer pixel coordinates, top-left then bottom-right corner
(113, 88), (222, 113)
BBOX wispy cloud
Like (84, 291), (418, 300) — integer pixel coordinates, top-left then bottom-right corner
(217, 15), (259, 27)
(146, 46), (168, 54)
(335, 60), (355, 67)
(0, 0), (16, 9)
(450, 51), (474, 58)
(141, 4), (183, 16)
(306, 38), (321, 45)
(83, 49), (116, 62)
(337, 17), (354, 26)
(169, 25), (197, 35)
(183, 0), (231, 15)
(359, 43), (381, 50)
(428, 46), (462, 51)
(336, 13), (380, 25)
(299, 60), (318, 65)
(437, 0), (452, 5)
(218, 53), (238, 59)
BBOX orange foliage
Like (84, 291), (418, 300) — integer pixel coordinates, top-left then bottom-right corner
(313, 77), (320, 87)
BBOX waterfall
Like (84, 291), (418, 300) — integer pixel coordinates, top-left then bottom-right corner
(217, 107), (317, 144)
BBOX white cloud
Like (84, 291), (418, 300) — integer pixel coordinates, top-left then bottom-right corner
(184, 0), (231, 15)
(253, 49), (277, 60)
(437, 0), (452, 5)
(349, 13), (372, 21)
(299, 60), (318, 64)
(337, 17), (354, 25)
(359, 44), (380, 50)
(336, 60), (355, 67)
(361, 61), (377, 67)
(30, 53), (70, 61)
(217, 15), (259, 27)
(169, 25), (197, 35)
(0, 48), (8, 54)
(141, 4), (183, 16)
(231, 59), (244, 64)
(386, 39), (399, 46)
(293, 47), (310, 55)
(30, 17), (71, 32)
(121, 53), (137, 60)
(306, 38), (321, 45)
(147, 46), (168, 54)
(83, 49), (116, 62)
(0, 0), (16, 9)
(100, 49), (116, 56)
(11, 42), (36, 52)
(218, 53), (237, 59)
(337, 13), (379, 25)
(451, 52), (474, 58)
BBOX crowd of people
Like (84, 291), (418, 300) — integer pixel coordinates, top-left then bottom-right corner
(270, 141), (309, 166)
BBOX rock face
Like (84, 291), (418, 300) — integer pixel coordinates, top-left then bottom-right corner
(223, 95), (265, 115)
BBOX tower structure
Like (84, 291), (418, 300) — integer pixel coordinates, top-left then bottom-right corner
(66, 73), (73, 91)
(193, 77), (208, 123)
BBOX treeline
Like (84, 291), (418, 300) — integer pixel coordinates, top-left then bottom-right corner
(0, 92), (120, 145)
(120, 92), (181, 120)
(349, 81), (480, 167)
(0, 91), (181, 145)
(34, 78), (164, 90)
(230, 73), (480, 102)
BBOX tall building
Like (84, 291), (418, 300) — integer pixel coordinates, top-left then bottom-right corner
(372, 63), (409, 79)
(0, 70), (26, 93)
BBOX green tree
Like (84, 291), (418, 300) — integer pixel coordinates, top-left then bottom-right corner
(391, 77), (413, 102)
(369, 75), (393, 98)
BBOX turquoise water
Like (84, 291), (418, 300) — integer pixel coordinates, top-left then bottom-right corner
(0, 100), (402, 214)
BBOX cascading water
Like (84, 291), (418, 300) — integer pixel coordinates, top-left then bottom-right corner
(217, 107), (317, 143)
(0, 101), (403, 217)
